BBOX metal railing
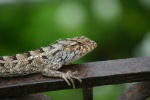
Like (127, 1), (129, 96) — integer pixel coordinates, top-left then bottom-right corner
(0, 57), (150, 100)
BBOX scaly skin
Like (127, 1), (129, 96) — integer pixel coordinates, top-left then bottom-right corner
(0, 36), (97, 88)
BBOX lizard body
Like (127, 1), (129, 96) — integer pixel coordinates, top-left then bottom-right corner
(0, 36), (97, 88)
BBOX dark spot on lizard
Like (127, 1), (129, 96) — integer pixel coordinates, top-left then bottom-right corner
(0, 63), (5, 67)
(71, 52), (76, 60)
(52, 50), (61, 56)
(26, 51), (32, 57)
(42, 56), (48, 59)
(12, 56), (18, 60)
(38, 48), (44, 53)
(0, 56), (4, 60)
(59, 57), (64, 63)
(28, 60), (33, 64)
(49, 45), (55, 49)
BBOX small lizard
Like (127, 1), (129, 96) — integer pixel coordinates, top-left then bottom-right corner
(0, 36), (97, 88)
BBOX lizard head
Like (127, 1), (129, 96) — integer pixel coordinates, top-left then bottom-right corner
(59, 36), (97, 64)
(65, 36), (97, 54)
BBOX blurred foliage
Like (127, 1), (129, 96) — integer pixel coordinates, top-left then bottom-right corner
(0, 0), (150, 100)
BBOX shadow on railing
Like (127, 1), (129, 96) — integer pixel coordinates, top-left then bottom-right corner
(0, 57), (150, 100)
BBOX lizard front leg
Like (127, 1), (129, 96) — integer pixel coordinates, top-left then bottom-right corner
(41, 62), (82, 88)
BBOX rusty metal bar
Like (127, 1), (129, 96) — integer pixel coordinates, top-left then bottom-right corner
(117, 81), (150, 100)
(83, 87), (93, 100)
(0, 57), (150, 98)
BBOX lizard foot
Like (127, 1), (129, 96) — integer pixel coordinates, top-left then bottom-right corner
(62, 70), (82, 88)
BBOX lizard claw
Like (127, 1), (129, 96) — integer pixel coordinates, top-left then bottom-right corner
(62, 70), (82, 88)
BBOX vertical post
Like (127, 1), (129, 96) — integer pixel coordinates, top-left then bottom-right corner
(83, 87), (93, 100)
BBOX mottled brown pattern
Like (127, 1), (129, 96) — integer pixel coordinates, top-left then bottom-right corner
(0, 36), (97, 88)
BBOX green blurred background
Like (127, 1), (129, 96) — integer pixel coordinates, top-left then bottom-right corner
(0, 0), (150, 99)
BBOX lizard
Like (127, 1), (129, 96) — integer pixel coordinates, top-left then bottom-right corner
(0, 36), (97, 88)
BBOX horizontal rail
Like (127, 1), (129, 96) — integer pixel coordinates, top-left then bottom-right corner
(0, 57), (150, 98)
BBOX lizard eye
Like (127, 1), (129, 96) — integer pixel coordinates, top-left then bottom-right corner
(77, 42), (82, 44)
